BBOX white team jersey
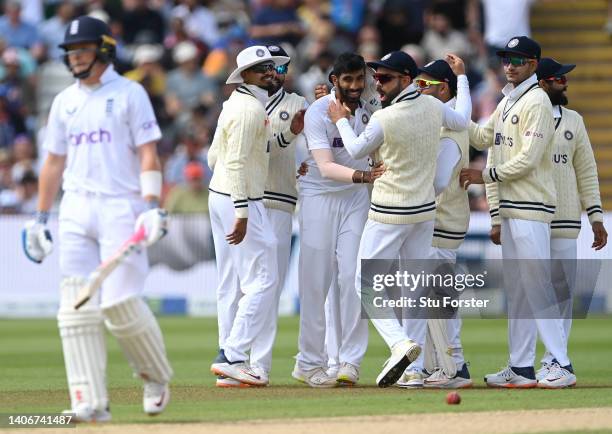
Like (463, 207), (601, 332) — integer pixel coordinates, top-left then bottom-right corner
(44, 65), (162, 196)
(300, 92), (371, 195)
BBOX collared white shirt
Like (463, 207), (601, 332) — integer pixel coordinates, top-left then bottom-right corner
(44, 65), (162, 196)
(501, 73), (538, 100)
(300, 90), (371, 195)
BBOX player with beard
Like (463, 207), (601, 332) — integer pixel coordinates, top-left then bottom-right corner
(488, 58), (607, 383)
(293, 53), (384, 388)
(329, 51), (472, 387)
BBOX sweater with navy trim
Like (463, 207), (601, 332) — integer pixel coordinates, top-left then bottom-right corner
(368, 89), (444, 225)
(470, 75), (557, 224)
(263, 88), (306, 213)
(208, 85), (271, 218)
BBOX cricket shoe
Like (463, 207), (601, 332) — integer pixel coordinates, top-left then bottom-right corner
(210, 350), (267, 386)
(336, 362), (359, 386)
(143, 381), (170, 415)
(396, 368), (425, 388)
(537, 363), (576, 389)
(424, 363), (474, 389)
(536, 361), (552, 381)
(376, 339), (421, 388)
(292, 365), (337, 388)
(216, 375), (253, 388)
(62, 404), (112, 423)
(485, 365), (537, 388)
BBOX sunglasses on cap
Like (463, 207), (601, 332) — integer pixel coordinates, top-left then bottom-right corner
(545, 75), (567, 85)
(373, 72), (404, 84)
(415, 78), (444, 90)
(275, 63), (289, 75)
(502, 56), (532, 66)
(249, 62), (275, 73)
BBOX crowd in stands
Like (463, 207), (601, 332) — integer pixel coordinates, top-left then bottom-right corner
(0, 0), (540, 215)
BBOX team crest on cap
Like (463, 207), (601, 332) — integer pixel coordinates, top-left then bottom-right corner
(69, 19), (79, 35)
(279, 111), (289, 121)
(564, 130), (574, 140)
(268, 46), (280, 52)
(256, 49), (265, 57)
(511, 114), (519, 124)
(381, 53), (392, 61)
(508, 38), (519, 48)
(362, 114), (369, 124)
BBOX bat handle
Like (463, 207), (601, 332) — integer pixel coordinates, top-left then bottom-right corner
(73, 296), (90, 310)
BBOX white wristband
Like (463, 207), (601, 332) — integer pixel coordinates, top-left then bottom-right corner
(140, 171), (162, 198)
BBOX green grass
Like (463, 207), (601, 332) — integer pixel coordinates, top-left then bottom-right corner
(0, 317), (611, 424)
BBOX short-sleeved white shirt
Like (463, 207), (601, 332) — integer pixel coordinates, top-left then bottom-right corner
(300, 92), (372, 195)
(44, 65), (162, 196)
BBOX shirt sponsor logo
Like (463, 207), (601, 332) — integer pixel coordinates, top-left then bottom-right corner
(69, 128), (112, 146)
(525, 131), (543, 138)
(142, 120), (158, 130)
(553, 153), (568, 164)
(332, 137), (344, 148)
(495, 133), (513, 147)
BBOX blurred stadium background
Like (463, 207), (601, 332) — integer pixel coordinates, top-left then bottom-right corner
(1, 0), (612, 318)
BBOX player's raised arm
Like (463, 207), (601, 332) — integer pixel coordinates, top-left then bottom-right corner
(440, 54), (472, 131)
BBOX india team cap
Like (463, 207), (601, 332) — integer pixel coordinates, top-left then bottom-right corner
(267, 45), (290, 63)
(418, 59), (457, 92)
(496, 36), (541, 60)
(367, 51), (419, 78)
(536, 57), (576, 80)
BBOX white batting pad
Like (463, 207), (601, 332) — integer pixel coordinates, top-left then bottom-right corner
(427, 318), (457, 377)
(57, 277), (108, 412)
(103, 296), (173, 384)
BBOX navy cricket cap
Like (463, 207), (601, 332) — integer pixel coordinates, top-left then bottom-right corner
(59, 16), (112, 49)
(267, 44), (290, 62)
(496, 36), (541, 60)
(418, 59), (457, 92)
(367, 51), (418, 78)
(536, 57), (576, 80)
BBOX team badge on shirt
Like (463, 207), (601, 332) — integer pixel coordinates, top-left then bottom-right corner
(511, 114), (519, 124)
(280, 111), (290, 121)
(564, 130), (573, 140)
(362, 114), (369, 124)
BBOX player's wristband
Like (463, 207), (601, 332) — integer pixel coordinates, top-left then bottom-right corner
(140, 171), (162, 198)
(35, 211), (49, 224)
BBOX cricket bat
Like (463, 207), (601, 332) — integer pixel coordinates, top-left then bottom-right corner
(73, 226), (147, 310)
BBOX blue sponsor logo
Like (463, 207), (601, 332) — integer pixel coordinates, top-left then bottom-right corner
(332, 137), (344, 148)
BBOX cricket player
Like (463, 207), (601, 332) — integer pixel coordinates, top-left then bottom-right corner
(208, 45), (289, 387)
(330, 51), (472, 387)
(293, 52), (383, 388)
(488, 58), (607, 382)
(460, 36), (575, 388)
(21, 16), (172, 421)
(397, 60), (473, 389)
(213, 45), (307, 387)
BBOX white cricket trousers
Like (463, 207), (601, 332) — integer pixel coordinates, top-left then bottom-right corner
(296, 187), (369, 370)
(209, 192), (278, 363)
(542, 238), (577, 364)
(501, 218), (570, 367)
(429, 246), (465, 368)
(250, 208), (293, 373)
(58, 191), (149, 306)
(357, 219), (434, 351)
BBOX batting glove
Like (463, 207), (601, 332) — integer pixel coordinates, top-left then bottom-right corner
(135, 208), (168, 247)
(22, 215), (53, 263)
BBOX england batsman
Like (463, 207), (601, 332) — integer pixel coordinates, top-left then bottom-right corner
(22, 16), (172, 421)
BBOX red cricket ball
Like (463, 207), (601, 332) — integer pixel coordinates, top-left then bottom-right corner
(446, 391), (461, 405)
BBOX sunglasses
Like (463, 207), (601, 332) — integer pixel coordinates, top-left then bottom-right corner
(415, 78), (444, 90)
(249, 62), (275, 73)
(545, 75), (567, 85)
(501, 56), (532, 66)
(275, 64), (289, 75)
(373, 73), (404, 84)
